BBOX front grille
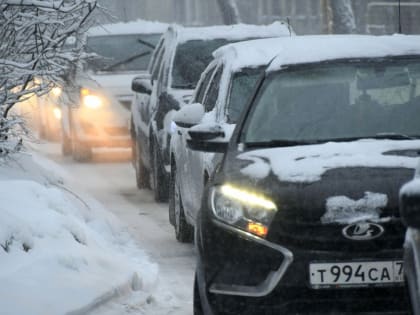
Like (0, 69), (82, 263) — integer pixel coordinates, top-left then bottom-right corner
(209, 226), (284, 287)
(104, 126), (129, 136)
(268, 216), (406, 253)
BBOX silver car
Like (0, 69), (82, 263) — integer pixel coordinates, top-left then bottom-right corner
(61, 20), (167, 161)
(170, 37), (292, 242)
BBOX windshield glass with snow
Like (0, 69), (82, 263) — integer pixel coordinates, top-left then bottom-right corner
(85, 34), (161, 72)
(171, 38), (239, 89)
(241, 58), (420, 144)
(227, 68), (261, 123)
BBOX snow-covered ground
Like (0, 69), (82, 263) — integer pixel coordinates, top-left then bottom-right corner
(0, 141), (194, 315)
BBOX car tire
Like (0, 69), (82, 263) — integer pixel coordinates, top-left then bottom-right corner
(172, 164), (193, 243)
(193, 274), (204, 315)
(151, 145), (169, 202)
(134, 140), (150, 189)
(61, 131), (72, 156)
(169, 163), (176, 226)
(72, 141), (92, 162)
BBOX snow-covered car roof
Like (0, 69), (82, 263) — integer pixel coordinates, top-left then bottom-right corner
(171, 21), (292, 44)
(87, 19), (169, 36)
(212, 37), (289, 72)
(267, 35), (420, 72)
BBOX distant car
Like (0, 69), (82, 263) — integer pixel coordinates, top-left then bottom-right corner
(130, 22), (292, 201)
(400, 161), (420, 315)
(36, 86), (63, 141)
(189, 35), (420, 314)
(61, 20), (167, 161)
(169, 38), (289, 242)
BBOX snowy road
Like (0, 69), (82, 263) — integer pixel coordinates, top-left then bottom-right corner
(34, 142), (195, 315)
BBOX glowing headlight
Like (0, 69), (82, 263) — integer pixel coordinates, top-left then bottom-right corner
(51, 87), (62, 97)
(210, 184), (277, 238)
(53, 107), (62, 120)
(82, 94), (103, 109)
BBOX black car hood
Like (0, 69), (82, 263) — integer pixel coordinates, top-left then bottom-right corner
(218, 140), (420, 224)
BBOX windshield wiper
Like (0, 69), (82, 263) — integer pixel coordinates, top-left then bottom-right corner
(245, 139), (317, 148)
(137, 38), (156, 49)
(370, 133), (420, 140)
(102, 51), (151, 72)
(299, 134), (420, 144)
(245, 134), (420, 149)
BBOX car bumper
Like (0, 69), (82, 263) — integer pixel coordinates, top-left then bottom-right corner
(197, 218), (410, 314)
(72, 110), (131, 148)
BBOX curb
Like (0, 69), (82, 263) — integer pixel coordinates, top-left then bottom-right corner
(66, 273), (139, 315)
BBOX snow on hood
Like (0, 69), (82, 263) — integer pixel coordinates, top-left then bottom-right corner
(88, 19), (169, 36)
(322, 192), (388, 224)
(267, 35), (420, 72)
(238, 139), (420, 183)
(174, 21), (291, 44)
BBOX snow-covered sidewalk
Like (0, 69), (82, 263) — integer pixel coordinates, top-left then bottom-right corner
(0, 150), (158, 315)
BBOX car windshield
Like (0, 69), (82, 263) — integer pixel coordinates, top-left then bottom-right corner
(227, 68), (262, 123)
(172, 38), (240, 89)
(85, 33), (161, 72)
(241, 58), (420, 145)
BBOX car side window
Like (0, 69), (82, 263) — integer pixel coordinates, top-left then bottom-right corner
(194, 66), (217, 104)
(148, 38), (164, 73)
(151, 47), (165, 82)
(202, 66), (223, 112)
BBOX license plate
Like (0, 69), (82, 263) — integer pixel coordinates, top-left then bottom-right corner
(309, 261), (404, 288)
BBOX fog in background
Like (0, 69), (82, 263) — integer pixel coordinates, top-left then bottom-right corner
(96, 0), (420, 35)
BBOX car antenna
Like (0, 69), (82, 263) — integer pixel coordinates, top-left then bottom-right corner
(398, 0), (402, 33)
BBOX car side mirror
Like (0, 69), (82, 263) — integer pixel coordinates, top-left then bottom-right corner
(400, 179), (420, 229)
(187, 123), (229, 153)
(131, 76), (152, 95)
(172, 103), (204, 128)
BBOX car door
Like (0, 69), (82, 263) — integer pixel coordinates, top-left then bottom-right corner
(178, 64), (218, 219)
(183, 65), (224, 221)
(136, 39), (165, 168)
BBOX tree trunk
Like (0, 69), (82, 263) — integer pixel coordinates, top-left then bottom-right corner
(216, 0), (241, 25)
(329, 0), (356, 34)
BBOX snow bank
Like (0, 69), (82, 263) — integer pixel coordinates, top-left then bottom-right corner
(0, 153), (157, 315)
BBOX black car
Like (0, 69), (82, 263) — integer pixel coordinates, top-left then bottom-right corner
(400, 165), (420, 315)
(188, 35), (420, 314)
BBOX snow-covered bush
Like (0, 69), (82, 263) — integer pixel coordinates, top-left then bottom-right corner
(0, 0), (97, 155)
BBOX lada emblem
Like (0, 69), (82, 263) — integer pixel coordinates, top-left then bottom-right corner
(342, 222), (384, 241)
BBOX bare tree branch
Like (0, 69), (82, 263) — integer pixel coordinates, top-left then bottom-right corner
(0, 0), (97, 155)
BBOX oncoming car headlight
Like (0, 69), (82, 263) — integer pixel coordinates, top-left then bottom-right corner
(51, 86), (62, 97)
(210, 184), (277, 238)
(80, 88), (104, 109)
